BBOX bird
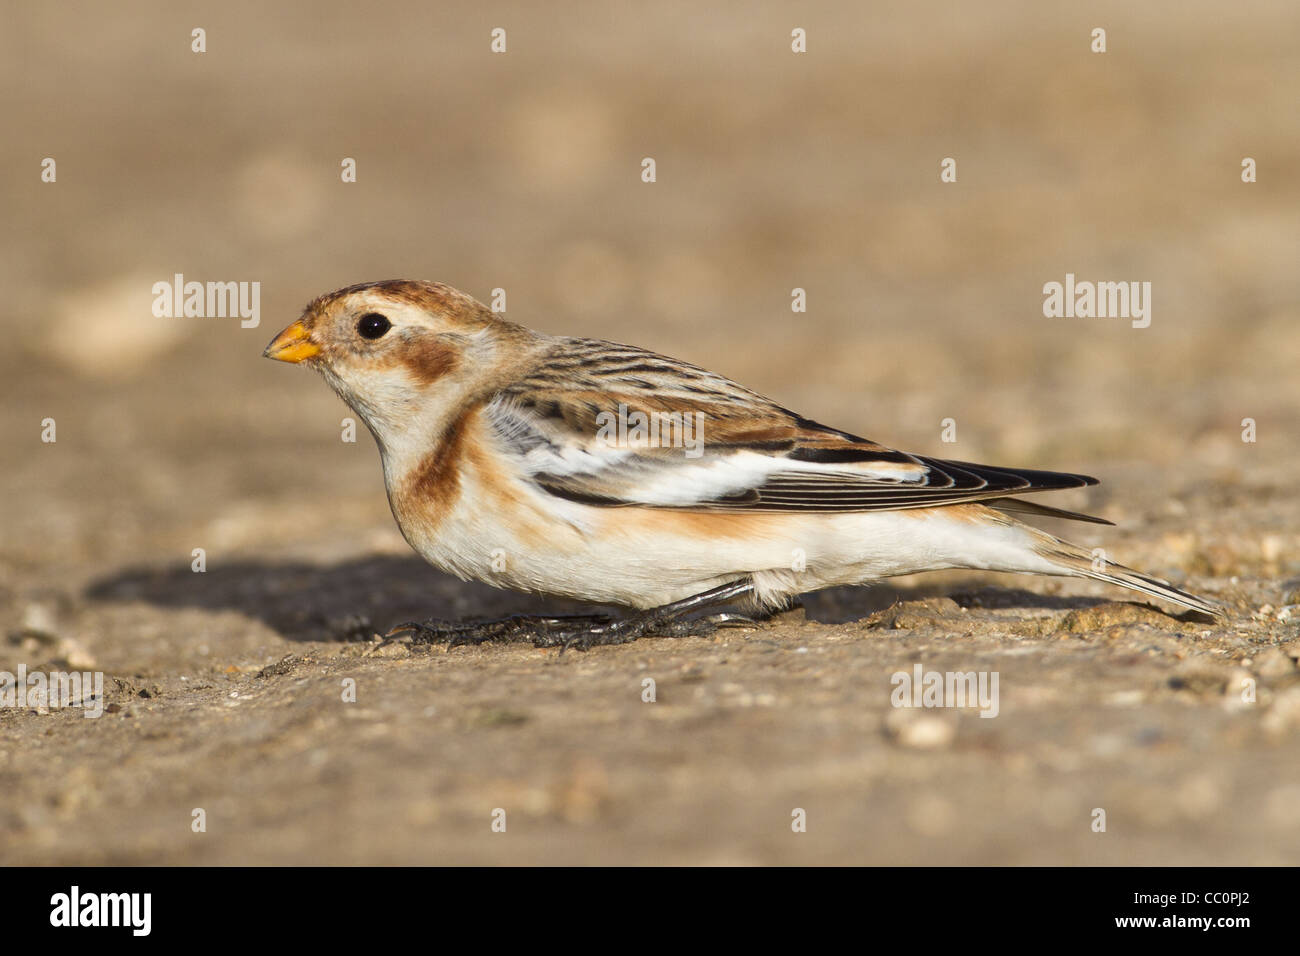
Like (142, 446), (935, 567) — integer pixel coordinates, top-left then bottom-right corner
(263, 279), (1221, 649)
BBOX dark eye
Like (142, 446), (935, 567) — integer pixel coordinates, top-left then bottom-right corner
(357, 313), (391, 340)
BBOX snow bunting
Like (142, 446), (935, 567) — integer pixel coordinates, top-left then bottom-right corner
(264, 279), (1220, 647)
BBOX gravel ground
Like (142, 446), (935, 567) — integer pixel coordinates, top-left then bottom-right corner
(2, 0), (1298, 864)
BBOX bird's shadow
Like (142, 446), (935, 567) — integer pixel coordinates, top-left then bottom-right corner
(82, 555), (1122, 643)
(83, 555), (612, 643)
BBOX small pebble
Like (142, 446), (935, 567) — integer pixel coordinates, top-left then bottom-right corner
(1255, 647), (1296, 679)
(886, 710), (956, 749)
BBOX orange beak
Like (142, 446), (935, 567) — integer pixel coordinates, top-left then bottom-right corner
(263, 320), (321, 363)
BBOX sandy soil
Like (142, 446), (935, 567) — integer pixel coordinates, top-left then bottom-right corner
(2, 0), (1298, 864)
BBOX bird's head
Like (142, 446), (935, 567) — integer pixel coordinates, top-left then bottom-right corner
(264, 280), (531, 446)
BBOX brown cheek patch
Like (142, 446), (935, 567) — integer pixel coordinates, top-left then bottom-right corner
(401, 337), (459, 386)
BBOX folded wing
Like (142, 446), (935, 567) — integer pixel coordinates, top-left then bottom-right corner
(485, 338), (1100, 516)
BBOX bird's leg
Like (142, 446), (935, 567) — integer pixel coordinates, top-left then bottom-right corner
(384, 613), (615, 648)
(383, 579), (758, 652)
(532, 580), (758, 652)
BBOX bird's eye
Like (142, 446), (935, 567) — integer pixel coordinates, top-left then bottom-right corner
(357, 313), (391, 340)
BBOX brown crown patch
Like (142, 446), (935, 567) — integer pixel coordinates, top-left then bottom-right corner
(303, 279), (498, 329)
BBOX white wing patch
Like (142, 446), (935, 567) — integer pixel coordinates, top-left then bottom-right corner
(486, 394), (934, 509)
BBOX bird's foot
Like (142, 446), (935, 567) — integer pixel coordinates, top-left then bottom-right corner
(534, 610), (755, 652)
(384, 580), (763, 653)
(384, 613), (614, 648)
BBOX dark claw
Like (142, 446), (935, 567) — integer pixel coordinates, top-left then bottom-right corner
(709, 613), (758, 628)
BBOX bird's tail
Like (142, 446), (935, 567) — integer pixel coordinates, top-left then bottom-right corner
(1025, 527), (1223, 619)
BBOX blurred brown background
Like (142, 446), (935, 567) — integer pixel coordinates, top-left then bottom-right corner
(2, 1), (1297, 865)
